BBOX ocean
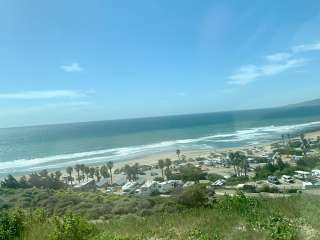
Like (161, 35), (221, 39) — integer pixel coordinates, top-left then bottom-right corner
(1, 105), (320, 177)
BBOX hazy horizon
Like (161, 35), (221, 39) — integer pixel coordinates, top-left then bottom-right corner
(1, 97), (319, 129)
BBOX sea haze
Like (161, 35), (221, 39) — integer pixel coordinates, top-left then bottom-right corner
(1, 105), (320, 177)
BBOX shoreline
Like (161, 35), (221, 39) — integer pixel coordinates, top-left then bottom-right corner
(5, 129), (320, 180)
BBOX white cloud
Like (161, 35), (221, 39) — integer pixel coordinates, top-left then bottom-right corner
(228, 65), (261, 85)
(60, 62), (83, 72)
(228, 40), (320, 85)
(292, 42), (320, 53)
(0, 90), (86, 100)
(265, 52), (292, 62)
(262, 58), (306, 76)
(228, 58), (306, 85)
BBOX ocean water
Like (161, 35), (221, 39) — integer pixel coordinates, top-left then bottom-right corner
(1, 106), (320, 177)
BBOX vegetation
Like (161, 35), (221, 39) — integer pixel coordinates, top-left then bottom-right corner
(254, 158), (296, 180)
(170, 164), (207, 182)
(1, 190), (320, 239)
(296, 156), (320, 171)
(229, 151), (249, 177)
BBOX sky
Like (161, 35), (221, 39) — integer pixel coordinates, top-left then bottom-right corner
(1, 0), (320, 128)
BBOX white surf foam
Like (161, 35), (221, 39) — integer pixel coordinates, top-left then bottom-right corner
(1, 120), (320, 174)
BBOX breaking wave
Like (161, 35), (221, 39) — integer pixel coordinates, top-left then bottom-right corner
(1, 121), (320, 175)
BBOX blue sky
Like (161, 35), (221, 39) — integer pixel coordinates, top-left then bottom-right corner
(1, 0), (320, 127)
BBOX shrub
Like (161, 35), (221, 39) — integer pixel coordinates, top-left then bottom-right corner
(50, 213), (95, 240)
(207, 173), (223, 182)
(0, 210), (25, 240)
(258, 184), (279, 193)
(153, 177), (164, 182)
(177, 184), (208, 208)
(260, 215), (298, 240)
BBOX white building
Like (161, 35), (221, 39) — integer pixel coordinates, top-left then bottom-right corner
(311, 169), (320, 178)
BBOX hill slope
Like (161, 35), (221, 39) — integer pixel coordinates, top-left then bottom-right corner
(286, 98), (320, 108)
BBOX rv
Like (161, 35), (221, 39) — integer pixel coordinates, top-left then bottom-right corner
(311, 169), (320, 178)
(122, 181), (139, 193)
(158, 180), (182, 193)
(294, 170), (310, 180)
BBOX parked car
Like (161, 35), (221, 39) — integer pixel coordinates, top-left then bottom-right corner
(268, 176), (280, 185)
(281, 175), (294, 183)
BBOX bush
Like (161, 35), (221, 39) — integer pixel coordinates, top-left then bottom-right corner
(261, 215), (298, 240)
(177, 184), (208, 208)
(258, 184), (279, 193)
(153, 177), (164, 182)
(50, 213), (95, 240)
(207, 173), (223, 182)
(0, 210), (25, 240)
(225, 176), (249, 185)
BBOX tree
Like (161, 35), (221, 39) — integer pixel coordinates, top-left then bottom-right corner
(124, 164), (133, 181)
(164, 167), (172, 179)
(19, 176), (29, 188)
(229, 152), (241, 176)
(75, 164), (81, 183)
(1, 175), (20, 188)
(107, 161), (114, 184)
(164, 158), (172, 179)
(165, 158), (172, 169)
(39, 169), (49, 178)
(80, 164), (86, 181)
(66, 167), (73, 184)
(28, 172), (42, 188)
(94, 167), (101, 182)
(176, 149), (181, 160)
(100, 165), (110, 181)
(177, 164), (206, 182)
(123, 164), (139, 181)
(158, 159), (165, 178)
(300, 134), (310, 155)
(89, 167), (95, 179)
(55, 171), (62, 181)
(84, 167), (90, 180)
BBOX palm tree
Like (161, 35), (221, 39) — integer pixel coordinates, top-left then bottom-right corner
(100, 165), (110, 182)
(66, 166), (73, 184)
(176, 149), (181, 160)
(75, 164), (81, 183)
(80, 164), (86, 181)
(94, 167), (101, 182)
(124, 164), (132, 181)
(229, 152), (242, 177)
(107, 161), (114, 184)
(84, 166), (90, 180)
(158, 159), (165, 178)
(165, 158), (172, 169)
(300, 133), (310, 155)
(132, 163), (139, 180)
(239, 154), (249, 176)
(164, 158), (172, 179)
(89, 167), (95, 179)
(55, 170), (62, 181)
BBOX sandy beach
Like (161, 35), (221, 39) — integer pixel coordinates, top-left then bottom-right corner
(11, 128), (320, 180)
